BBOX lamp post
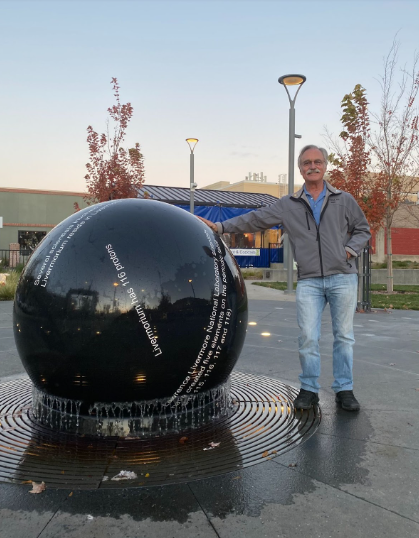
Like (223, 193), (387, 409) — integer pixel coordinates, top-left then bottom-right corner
(112, 282), (118, 311)
(278, 74), (306, 294)
(186, 138), (199, 214)
(188, 279), (196, 298)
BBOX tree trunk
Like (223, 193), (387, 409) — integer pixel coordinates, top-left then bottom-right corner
(386, 223), (393, 293)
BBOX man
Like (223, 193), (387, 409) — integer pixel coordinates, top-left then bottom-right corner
(199, 145), (371, 412)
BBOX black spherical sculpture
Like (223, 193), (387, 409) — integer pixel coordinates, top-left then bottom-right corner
(13, 200), (247, 425)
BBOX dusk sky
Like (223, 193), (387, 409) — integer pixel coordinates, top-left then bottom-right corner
(1, 0), (418, 193)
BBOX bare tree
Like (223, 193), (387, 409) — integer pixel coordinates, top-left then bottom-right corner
(369, 40), (419, 291)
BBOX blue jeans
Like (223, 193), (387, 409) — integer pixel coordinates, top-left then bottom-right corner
(296, 273), (358, 393)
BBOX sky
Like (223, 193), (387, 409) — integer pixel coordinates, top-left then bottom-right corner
(1, 0), (419, 193)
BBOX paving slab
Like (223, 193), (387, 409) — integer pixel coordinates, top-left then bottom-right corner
(0, 483), (217, 538)
(189, 460), (419, 538)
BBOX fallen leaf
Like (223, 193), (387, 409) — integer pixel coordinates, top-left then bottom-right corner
(179, 436), (188, 445)
(203, 441), (221, 451)
(232, 476), (241, 480)
(262, 450), (269, 458)
(111, 470), (138, 481)
(21, 480), (33, 485)
(272, 450), (278, 454)
(145, 473), (150, 478)
(69, 492), (73, 497)
(29, 481), (46, 494)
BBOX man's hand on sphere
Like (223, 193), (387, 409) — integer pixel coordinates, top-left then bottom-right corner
(197, 216), (217, 233)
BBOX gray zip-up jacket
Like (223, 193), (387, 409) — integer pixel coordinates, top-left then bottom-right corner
(215, 182), (371, 280)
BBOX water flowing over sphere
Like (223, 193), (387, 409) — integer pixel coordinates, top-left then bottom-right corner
(13, 200), (248, 412)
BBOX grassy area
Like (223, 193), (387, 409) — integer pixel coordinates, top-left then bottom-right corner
(253, 281), (297, 290)
(370, 283), (419, 310)
(372, 260), (419, 269)
(253, 281), (419, 310)
(0, 271), (22, 301)
(240, 268), (264, 280)
(371, 284), (419, 292)
(0, 262), (25, 273)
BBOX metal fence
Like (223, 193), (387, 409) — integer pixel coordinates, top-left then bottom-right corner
(357, 242), (372, 312)
(234, 246), (284, 268)
(0, 249), (32, 269)
(269, 243), (284, 264)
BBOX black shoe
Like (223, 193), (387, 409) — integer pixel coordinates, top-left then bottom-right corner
(335, 390), (360, 411)
(294, 389), (319, 410)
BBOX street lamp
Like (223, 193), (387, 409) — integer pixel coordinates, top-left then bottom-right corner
(278, 74), (306, 293)
(186, 138), (199, 214)
(188, 278), (196, 298)
(112, 282), (119, 311)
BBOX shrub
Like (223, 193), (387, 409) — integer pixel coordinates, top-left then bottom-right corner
(240, 268), (264, 280)
(14, 262), (25, 273)
(0, 272), (21, 301)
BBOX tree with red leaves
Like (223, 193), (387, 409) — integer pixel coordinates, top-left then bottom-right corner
(84, 78), (145, 204)
(327, 41), (419, 294)
(327, 84), (387, 234)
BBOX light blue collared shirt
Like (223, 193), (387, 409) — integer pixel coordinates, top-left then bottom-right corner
(304, 182), (327, 225)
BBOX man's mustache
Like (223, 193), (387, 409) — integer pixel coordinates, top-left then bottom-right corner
(307, 168), (321, 175)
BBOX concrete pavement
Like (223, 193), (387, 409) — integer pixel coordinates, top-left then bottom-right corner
(1, 282), (419, 538)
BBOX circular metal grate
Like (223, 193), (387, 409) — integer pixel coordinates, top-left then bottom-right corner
(0, 372), (320, 489)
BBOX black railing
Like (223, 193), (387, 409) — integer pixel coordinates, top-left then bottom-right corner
(0, 249), (32, 270)
(357, 242), (372, 312)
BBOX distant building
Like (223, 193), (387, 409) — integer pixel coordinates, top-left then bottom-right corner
(2, 185), (416, 264)
(202, 173), (302, 199)
(0, 187), (88, 252)
(372, 203), (419, 262)
(0, 186), (280, 260)
(137, 185), (281, 252)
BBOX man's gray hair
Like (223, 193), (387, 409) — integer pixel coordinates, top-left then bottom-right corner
(298, 145), (328, 168)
